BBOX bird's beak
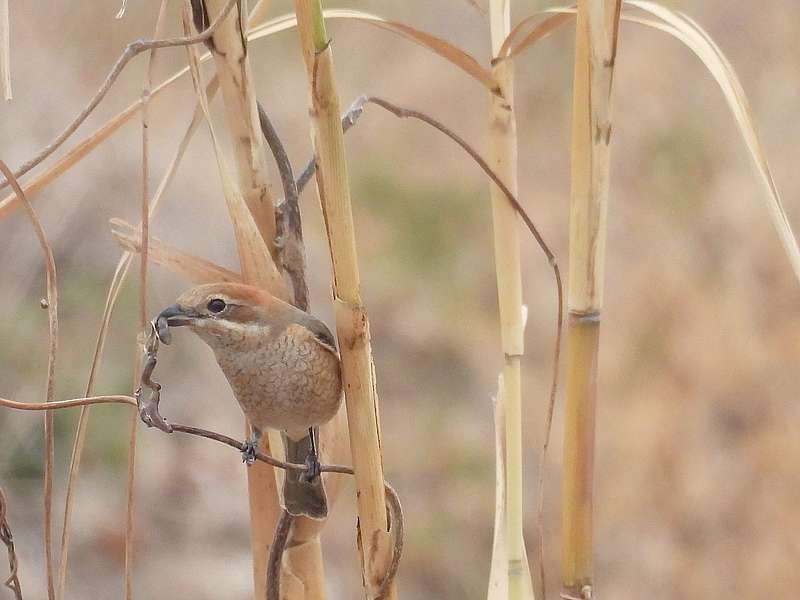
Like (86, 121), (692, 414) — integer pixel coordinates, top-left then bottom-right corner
(154, 304), (200, 345)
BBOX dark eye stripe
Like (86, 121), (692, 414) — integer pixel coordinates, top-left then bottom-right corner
(207, 298), (226, 313)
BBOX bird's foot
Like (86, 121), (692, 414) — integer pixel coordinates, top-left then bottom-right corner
(301, 452), (321, 483)
(241, 439), (258, 466)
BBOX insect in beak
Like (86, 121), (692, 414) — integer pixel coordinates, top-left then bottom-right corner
(154, 304), (200, 344)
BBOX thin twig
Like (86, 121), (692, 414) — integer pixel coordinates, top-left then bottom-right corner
(295, 95), (365, 194)
(266, 510), (294, 600)
(0, 0), (238, 192)
(0, 396), (137, 410)
(57, 78), (218, 599)
(537, 274), (563, 600)
(463, 0), (488, 16)
(143, 320), (402, 594)
(302, 93), (563, 597)
(171, 424), (403, 599)
(0, 488), (23, 600)
(0, 391), (404, 597)
(56, 260), (131, 600)
(0, 161), (58, 600)
(364, 96), (556, 264)
(256, 100), (309, 311)
(168, 422), (403, 599)
(357, 98), (564, 427)
(257, 100), (297, 247)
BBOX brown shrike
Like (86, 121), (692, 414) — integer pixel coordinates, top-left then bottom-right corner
(155, 282), (342, 519)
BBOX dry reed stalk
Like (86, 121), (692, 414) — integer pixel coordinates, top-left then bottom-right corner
(0, 161), (58, 600)
(487, 2), (531, 600)
(115, 0), (129, 19)
(347, 93), (564, 600)
(487, 375), (536, 600)
(0, 69), (219, 222)
(622, 1), (800, 282)
(347, 99), (564, 600)
(248, 0), (272, 28)
(0, 7), (492, 223)
(0, 0), (237, 193)
(56, 79), (219, 600)
(122, 376), (138, 600)
(292, 3), (396, 599)
(561, 2), (620, 599)
(185, 5), (350, 597)
(121, 3), (171, 596)
(198, 0), (277, 251)
(182, 9), (285, 597)
(505, 4), (800, 282)
(0, 0), (10, 101)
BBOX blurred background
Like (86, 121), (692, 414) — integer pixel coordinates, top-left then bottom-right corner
(1, 1), (799, 598)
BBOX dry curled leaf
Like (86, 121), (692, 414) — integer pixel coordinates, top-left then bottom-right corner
(249, 9), (496, 93)
(110, 218), (242, 284)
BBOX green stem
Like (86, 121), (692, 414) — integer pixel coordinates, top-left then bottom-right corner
(308, 0), (328, 50)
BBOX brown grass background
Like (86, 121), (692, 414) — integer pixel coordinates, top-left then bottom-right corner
(1, 1), (799, 599)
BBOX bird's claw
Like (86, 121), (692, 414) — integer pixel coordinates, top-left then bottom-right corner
(301, 452), (321, 483)
(241, 440), (258, 466)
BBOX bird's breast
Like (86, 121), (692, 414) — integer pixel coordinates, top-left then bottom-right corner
(212, 324), (342, 433)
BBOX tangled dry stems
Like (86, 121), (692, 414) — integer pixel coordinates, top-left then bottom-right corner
(0, 90), (564, 598)
(0, 4), (572, 598)
(0, 382), (404, 600)
(0, 488), (22, 600)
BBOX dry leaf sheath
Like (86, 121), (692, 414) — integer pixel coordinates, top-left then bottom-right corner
(561, 2), (620, 599)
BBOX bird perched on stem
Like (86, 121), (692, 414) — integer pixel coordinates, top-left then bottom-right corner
(154, 282), (342, 519)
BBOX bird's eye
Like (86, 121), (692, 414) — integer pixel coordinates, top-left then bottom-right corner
(207, 298), (227, 314)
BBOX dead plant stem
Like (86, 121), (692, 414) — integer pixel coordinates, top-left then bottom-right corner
(0, 161), (58, 600)
(0, 0), (238, 191)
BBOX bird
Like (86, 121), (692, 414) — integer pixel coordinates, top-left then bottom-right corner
(154, 282), (342, 519)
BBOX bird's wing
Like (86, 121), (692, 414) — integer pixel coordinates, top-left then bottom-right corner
(299, 317), (338, 356)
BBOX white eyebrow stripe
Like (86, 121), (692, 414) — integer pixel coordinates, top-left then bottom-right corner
(217, 320), (270, 336)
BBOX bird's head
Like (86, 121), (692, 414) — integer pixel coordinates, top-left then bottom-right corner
(155, 282), (281, 347)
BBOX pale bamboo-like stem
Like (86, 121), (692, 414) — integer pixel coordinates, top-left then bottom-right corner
(202, 0), (277, 253)
(487, 374), (536, 600)
(183, 6), (284, 597)
(188, 4), (340, 598)
(561, 2), (620, 599)
(488, 2), (528, 600)
(292, 3), (396, 599)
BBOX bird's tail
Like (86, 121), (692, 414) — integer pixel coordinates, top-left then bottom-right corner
(282, 430), (328, 519)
